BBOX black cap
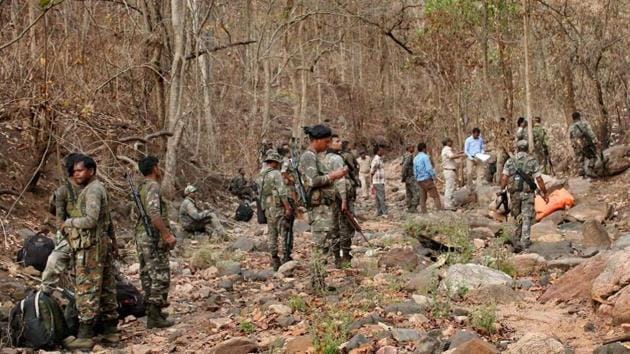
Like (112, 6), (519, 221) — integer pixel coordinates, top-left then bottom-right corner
(303, 124), (332, 139)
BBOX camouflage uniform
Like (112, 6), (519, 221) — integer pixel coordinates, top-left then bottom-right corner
(257, 165), (289, 259)
(401, 151), (420, 212)
(326, 151), (350, 259)
(135, 179), (171, 307)
(299, 149), (336, 255)
(281, 157), (298, 258)
(41, 181), (82, 293)
(228, 175), (254, 201)
(178, 197), (225, 237)
(339, 150), (360, 258)
(532, 123), (549, 173)
(63, 179), (117, 323)
(502, 151), (541, 248)
(569, 120), (597, 176)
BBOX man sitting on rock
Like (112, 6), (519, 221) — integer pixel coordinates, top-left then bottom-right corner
(179, 185), (227, 239)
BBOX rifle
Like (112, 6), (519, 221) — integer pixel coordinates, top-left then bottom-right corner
(495, 189), (510, 221)
(289, 142), (309, 207)
(125, 172), (156, 240)
(514, 168), (546, 201)
(282, 213), (295, 259)
(342, 209), (372, 247)
(543, 146), (555, 176)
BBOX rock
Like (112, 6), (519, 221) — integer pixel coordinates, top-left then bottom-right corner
(269, 304), (292, 316)
(541, 174), (566, 193)
(209, 337), (258, 354)
(415, 333), (442, 354)
(384, 301), (424, 315)
(470, 228), (495, 240)
(473, 238), (486, 249)
(601, 144), (630, 175)
(392, 328), (421, 342)
(218, 278), (234, 291)
(197, 287), (212, 299)
(476, 185), (501, 208)
(351, 256), (379, 275)
(131, 344), (156, 354)
(376, 346), (398, 354)
(276, 314), (295, 327)
(593, 342), (630, 354)
(277, 260), (298, 275)
(229, 237), (255, 252)
(406, 268), (438, 294)
(591, 250), (630, 324)
(531, 220), (564, 243)
(452, 186), (475, 207)
(516, 279), (534, 289)
(467, 284), (521, 305)
(285, 335), (313, 354)
(448, 330), (480, 349)
(543, 210), (566, 225)
(567, 202), (610, 223)
(528, 240), (573, 260)
(441, 264), (512, 295)
(450, 338), (499, 354)
(540, 253), (608, 303)
(409, 313), (430, 325)
(349, 313), (383, 330)
(510, 253), (547, 276)
(378, 248), (419, 271)
(243, 269), (275, 281)
(454, 315), (469, 324)
(209, 317), (232, 329)
(567, 177), (591, 198)
(546, 257), (585, 271)
(411, 294), (431, 308)
(612, 234), (630, 250)
(506, 332), (566, 354)
(583, 322), (595, 332)
(217, 261), (242, 276)
(344, 334), (370, 351)
(582, 220), (611, 248)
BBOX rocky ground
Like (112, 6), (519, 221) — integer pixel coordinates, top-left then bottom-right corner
(1, 160), (630, 353)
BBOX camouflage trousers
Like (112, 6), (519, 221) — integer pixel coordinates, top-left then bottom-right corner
(74, 238), (118, 323)
(41, 238), (72, 293)
(510, 192), (535, 247)
(308, 203), (334, 255)
(182, 213), (226, 238)
(575, 151), (597, 177)
(332, 199), (355, 258)
(135, 229), (171, 307)
(265, 206), (288, 258)
(404, 179), (420, 212)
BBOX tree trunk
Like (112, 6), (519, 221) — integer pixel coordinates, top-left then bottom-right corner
(561, 58), (576, 127)
(522, 0), (534, 151)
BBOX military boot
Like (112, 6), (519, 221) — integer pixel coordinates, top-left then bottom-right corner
(281, 254), (293, 264)
(99, 319), (120, 344)
(64, 321), (95, 351)
(271, 255), (281, 271)
(147, 304), (174, 329)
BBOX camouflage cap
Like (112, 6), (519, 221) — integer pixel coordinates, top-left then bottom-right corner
(264, 149), (283, 164)
(184, 184), (197, 195)
(516, 140), (529, 149)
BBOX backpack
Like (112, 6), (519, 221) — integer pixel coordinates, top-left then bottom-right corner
(9, 290), (69, 349)
(17, 233), (55, 272)
(116, 280), (146, 319)
(235, 201), (254, 222)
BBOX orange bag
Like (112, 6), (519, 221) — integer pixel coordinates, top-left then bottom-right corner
(535, 188), (575, 221)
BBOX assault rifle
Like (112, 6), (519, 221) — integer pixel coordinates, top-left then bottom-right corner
(125, 172), (156, 240)
(515, 168), (547, 202)
(342, 209), (372, 247)
(496, 189), (510, 221)
(543, 146), (555, 176)
(289, 142), (308, 207)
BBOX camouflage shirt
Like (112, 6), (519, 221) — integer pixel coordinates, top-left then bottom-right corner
(136, 179), (168, 233)
(281, 157), (298, 204)
(299, 149), (334, 206)
(341, 150), (361, 188)
(502, 152), (541, 194)
(54, 180), (83, 221)
(326, 152), (349, 201)
(532, 124), (548, 152)
(256, 166), (288, 210)
(401, 152), (415, 182)
(179, 197), (210, 228)
(64, 179), (111, 246)
(569, 120), (596, 150)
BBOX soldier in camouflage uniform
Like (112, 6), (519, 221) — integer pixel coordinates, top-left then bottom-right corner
(136, 156), (177, 329)
(501, 140), (549, 252)
(568, 111), (598, 177)
(299, 125), (347, 262)
(228, 168), (255, 201)
(532, 116), (550, 173)
(401, 144), (420, 212)
(279, 146), (299, 263)
(326, 135), (353, 267)
(338, 140), (361, 264)
(179, 185), (226, 239)
(62, 155), (118, 350)
(257, 150), (293, 270)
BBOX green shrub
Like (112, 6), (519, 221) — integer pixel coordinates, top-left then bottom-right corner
(471, 304), (497, 333)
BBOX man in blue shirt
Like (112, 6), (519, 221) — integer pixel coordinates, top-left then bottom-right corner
(413, 142), (442, 213)
(464, 127), (485, 192)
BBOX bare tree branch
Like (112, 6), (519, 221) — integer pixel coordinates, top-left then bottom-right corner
(185, 40), (257, 60)
(0, 1), (63, 52)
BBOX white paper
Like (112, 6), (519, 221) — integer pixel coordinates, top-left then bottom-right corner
(474, 153), (491, 162)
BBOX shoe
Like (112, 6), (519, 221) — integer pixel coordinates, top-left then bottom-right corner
(65, 322), (95, 350)
(271, 256), (281, 271)
(147, 304), (174, 329)
(98, 319), (120, 344)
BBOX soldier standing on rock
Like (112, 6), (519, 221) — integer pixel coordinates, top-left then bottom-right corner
(257, 150), (293, 270)
(61, 155), (118, 350)
(501, 140), (549, 252)
(299, 125), (347, 275)
(401, 143), (420, 213)
(136, 156), (176, 329)
(569, 111), (598, 177)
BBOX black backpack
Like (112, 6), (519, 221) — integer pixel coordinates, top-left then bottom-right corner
(9, 290), (69, 349)
(235, 201), (254, 222)
(17, 233), (55, 272)
(117, 280), (146, 319)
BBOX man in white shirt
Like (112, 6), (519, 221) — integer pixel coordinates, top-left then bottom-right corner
(357, 150), (372, 200)
(370, 146), (387, 216)
(441, 138), (463, 209)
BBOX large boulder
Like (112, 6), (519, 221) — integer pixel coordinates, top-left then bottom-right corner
(612, 233), (630, 250)
(567, 202), (610, 223)
(466, 284), (521, 305)
(601, 144), (630, 175)
(447, 338), (499, 354)
(378, 248), (419, 271)
(209, 337), (258, 354)
(528, 240), (573, 260)
(452, 186), (476, 207)
(441, 264), (512, 294)
(591, 250), (630, 305)
(540, 253), (608, 303)
(506, 333), (566, 354)
(531, 220), (563, 243)
(406, 268), (439, 294)
(509, 253), (547, 276)
(541, 174), (566, 193)
(581, 219), (611, 248)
